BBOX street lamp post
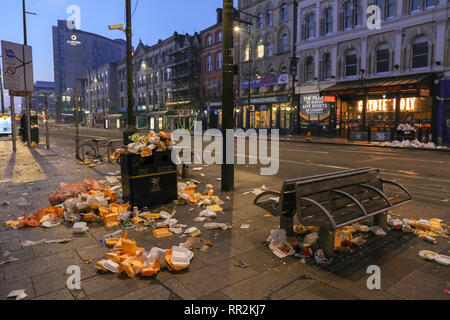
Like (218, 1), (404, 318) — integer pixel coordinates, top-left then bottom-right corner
(75, 78), (87, 160)
(221, 0), (234, 192)
(0, 59), (5, 114)
(43, 93), (50, 149)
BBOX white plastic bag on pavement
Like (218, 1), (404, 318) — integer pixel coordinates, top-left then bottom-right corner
(301, 232), (319, 248)
(370, 226), (387, 236)
(199, 209), (216, 218)
(203, 222), (231, 230)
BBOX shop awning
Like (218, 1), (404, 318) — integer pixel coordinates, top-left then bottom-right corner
(320, 73), (435, 96)
(148, 110), (177, 117)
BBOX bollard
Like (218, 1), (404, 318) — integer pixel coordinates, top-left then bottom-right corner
(374, 211), (388, 230)
(319, 227), (335, 258)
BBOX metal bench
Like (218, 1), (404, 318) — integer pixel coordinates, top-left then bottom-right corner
(255, 168), (413, 256)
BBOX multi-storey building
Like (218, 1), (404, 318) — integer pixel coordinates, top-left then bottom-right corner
(29, 81), (56, 118)
(236, 0), (297, 134)
(295, 0), (450, 145)
(200, 9), (224, 129)
(85, 62), (119, 128)
(52, 20), (126, 122)
(106, 32), (201, 131)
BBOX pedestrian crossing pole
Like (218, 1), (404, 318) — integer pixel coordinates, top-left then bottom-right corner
(221, 0), (235, 192)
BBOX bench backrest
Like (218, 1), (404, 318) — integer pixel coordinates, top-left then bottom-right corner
(295, 168), (384, 217)
(278, 168), (373, 214)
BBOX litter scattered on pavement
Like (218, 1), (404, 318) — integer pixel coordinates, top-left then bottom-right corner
(243, 185), (268, 196)
(314, 249), (332, 265)
(203, 222), (231, 230)
(0, 257), (18, 265)
(7, 290), (27, 300)
(419, 250), (450, 266)
(234, 261), (248, 268)
(240, 224), (250, 229)
(73, 222), (89, 234)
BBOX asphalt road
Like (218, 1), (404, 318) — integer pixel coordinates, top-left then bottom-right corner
(42, 124), (450, 207)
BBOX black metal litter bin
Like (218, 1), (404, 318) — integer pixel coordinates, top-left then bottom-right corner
(19, 110), (39, 144)
(120, 150), (177, 208)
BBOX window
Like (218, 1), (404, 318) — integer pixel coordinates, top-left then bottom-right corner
(243, 42), (250, 61)
(266, 10), (273, 26)
(344, 2), (352, 29)
(425, 0), (435, 8)
(410, 0), (420, 11)
(256, 39), (264, 58)
(258, 14), (263, 29)
(217, 32), (222, 43)
(280, 34), (289, 53)
(305, 57), (314, 82)
(376, 44), (390, 73)
(206, 56), (213, 72)
(354, 0), (361, 26)
(386, 0), (395, 18)
(323, 53), (331, 80)
(345, 50), (358, 77)
(281, 4), (288, 21)
(206, 35), (213, 46)
(266, 41), (274, 57)
(216, 53), (222, 70)
(306, 15), (315, 39)
(412, 36), (428, 69)
(324, 8), (333, 35)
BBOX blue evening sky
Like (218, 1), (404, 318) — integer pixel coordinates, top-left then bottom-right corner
(1, 0), (235, 108)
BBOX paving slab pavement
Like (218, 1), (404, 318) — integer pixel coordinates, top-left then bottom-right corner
(0, 140), (448, 300)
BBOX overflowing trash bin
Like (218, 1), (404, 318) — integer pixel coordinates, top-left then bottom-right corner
(117, 132), (178, 208)
(19, 110), (39, 144)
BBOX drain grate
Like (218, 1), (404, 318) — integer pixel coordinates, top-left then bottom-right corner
(309, 230), (416, 279)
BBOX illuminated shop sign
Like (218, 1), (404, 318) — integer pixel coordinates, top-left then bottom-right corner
(241, 74), (289, 89)
(357, 98), (416, 112)
(66, 34), (82, 46)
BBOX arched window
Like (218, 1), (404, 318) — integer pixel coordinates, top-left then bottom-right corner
(412, 36), (428, 69)
(265, 38), (274, 57)
(376, 43), (390, 73)
(324, 8), (333, 35)
(323, 53), (331, 80)
(266, 10), (273, 26)
(257, 14), (263, 29)
(306, 15), (315, 39)
(257, 39), (264, 58)
(280, 33), (289, 53)
(305, 57), (314, 82)
(345, 50), (358, 77)
(281, 65), (287, 74)
(217, 32), (222, 43)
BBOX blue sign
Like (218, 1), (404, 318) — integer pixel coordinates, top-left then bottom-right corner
(241, 74), (289, 89)
(5, 49), (15, 58)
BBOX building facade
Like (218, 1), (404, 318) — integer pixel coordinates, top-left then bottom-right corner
(295, 0), (450, 145)
(85, 62), (119, 128)
(29, 81), (56, 119)
(236, 0), (297, 134)
(52, 20), (126, 122)
(200, 9), (224, 129)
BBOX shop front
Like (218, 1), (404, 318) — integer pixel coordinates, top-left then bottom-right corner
(438, 79), (450, 146)
(320, 73), (437, 143)
(237, 95), (293, 134)
(206, 101), (222, 129)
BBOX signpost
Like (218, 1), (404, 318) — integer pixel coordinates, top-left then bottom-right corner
(1, 40), (34, 149)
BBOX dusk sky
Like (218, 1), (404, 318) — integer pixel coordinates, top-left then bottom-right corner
(1, 0), (233, 108)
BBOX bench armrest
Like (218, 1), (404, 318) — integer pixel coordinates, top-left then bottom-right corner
(254, 191), (282, 216)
